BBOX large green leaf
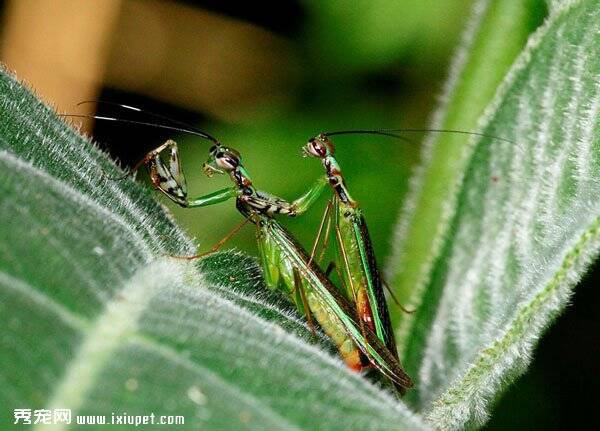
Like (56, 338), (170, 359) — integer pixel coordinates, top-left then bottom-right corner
(398, 0), (600, 428)
(387, 0), (544, 341)
(0, 70), (428, 430)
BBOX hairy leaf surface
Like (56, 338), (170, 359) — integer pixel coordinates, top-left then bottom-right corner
(400, 1), (600, 428)
(0, 70), (428, 431)
(387, 0), (543, 345)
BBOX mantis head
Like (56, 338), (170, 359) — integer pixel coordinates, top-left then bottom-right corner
(303, 133), (335, 159)
(202, 144), (242, 177)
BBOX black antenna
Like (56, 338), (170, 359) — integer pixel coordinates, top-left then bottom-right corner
(59, 113), (219, 143)
(321, 130), (414, 144)
(323, 128), (516, 145)
(76, 100), (219, 142)
(59, 113), (220, 181)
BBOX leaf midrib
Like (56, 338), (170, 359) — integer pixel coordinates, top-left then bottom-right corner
(427, 212), (600, 426)
(11, 257), (301, 431)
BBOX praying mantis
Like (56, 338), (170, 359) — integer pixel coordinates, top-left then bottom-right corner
(67, 103), (512, 393)
(136, 134), (414, 394)
(301, 132), (402, 367)
(297, 128), (514, 367)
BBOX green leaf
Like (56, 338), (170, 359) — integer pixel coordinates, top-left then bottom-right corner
(398, 0), (600, 428)
(0, 70), (429, 430)
(387, 0), (544, 342)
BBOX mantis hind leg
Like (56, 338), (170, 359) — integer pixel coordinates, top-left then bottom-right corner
(381, 279), (415, 314)
(171, 218), (250, 260)
(308, 200), (333, 266)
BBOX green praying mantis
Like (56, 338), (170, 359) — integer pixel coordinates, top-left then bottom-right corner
(301, 132), (402, 367)
(65, 102), (416, 393)
(66, 102), (513, 394)
(297, 128), (514, 367)
(138, 134), (414, 393)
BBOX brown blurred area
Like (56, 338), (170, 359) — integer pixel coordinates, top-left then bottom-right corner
(1, 0), (299, 125)
(1, 0), (122, 119)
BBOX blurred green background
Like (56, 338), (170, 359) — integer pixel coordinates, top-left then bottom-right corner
(1, 1), (596, 429)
